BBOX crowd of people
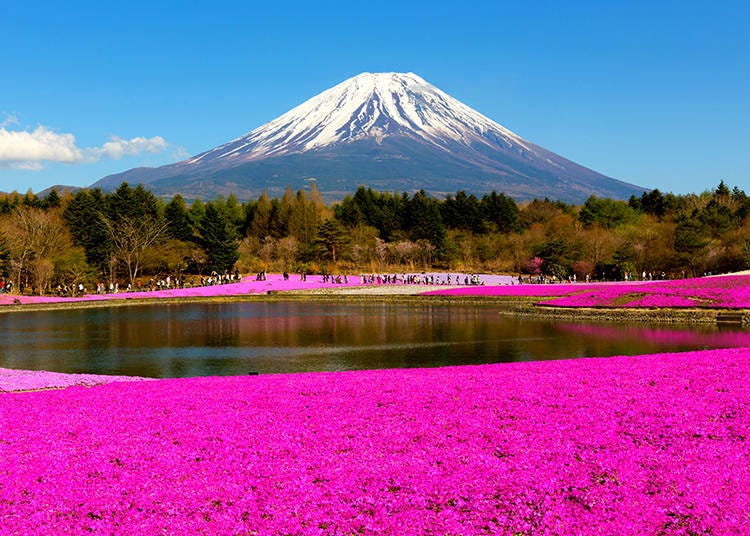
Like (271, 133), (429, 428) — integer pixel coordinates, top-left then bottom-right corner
(517, 270), (673, 285)
(322, 274), (348, 284)
(359, 273), (486, 286)
(88, 270), (244, 295)
(517, 274), (578, 284)
(14, 268), (685, 298)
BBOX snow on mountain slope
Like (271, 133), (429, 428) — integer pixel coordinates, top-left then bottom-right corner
(92, 72), (646, 203)
(187, 72), (534, 165)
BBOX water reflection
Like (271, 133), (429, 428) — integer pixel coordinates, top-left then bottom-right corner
(557, 322), (750, 348)
(0, 302), (747, 378)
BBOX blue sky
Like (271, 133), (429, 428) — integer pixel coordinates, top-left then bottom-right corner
(1, 0), (747, 197)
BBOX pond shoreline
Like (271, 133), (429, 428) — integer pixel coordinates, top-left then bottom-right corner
(2, 288), (747, 326)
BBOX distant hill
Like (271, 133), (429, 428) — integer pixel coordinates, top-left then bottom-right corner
(37, 185), (82, 198)
(92, 72), (646, 203)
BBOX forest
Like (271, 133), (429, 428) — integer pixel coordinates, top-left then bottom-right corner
(0, 180), (748, 295)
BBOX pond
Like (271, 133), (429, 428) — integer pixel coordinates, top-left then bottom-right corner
(1, 301), (747, 378)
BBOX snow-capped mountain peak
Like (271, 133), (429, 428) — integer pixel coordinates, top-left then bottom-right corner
(93, 71), (646, 204)
(188, 72), (531, 165)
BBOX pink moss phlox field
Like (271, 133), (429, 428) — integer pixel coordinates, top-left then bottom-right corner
(425, 275), (750, 309)
(0, 273), (512, 307)
(0, 368), (151, 393)
(423, 282), (603, 298)
(2, 349), (749, 534)
(0, 274), (361, 306)
(542, 276), (750, 308)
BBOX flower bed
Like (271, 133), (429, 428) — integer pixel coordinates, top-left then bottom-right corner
(423, 282), (601, 298)
(0, 368), (151, 393)
(424, 275), (750, 309)
(0, 273), (514, 307)
(1, 349), (748, 534)
(0, 274), (362, 306)
(542, 276), (750, 308)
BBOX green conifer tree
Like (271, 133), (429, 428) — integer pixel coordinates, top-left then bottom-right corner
(164, 195), (195, 242)
(199, 203), (239, 273)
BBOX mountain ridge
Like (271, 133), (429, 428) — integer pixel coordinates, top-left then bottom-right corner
(92, 72), (646, 203)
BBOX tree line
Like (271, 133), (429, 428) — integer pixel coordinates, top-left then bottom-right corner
(1, 180), (748, 295)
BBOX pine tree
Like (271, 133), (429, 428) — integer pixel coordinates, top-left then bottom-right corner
(62, 189), (111, 271)
(276, 186), (296, 237)
(406, 190), (447, 258)
(674, 211), (710, 276)
(108, 183), (160, 221)
(199, 203), (239, 273)
(481, 191), (519, 233)
(307, 179), (330, 220)
(288, 189), (319, 250)
(315, 219), (350, 262)
(333, 194), (363, 227)
(442, 191), (483, 232)
(42, 188), (61, 209)
(189, 198), (206, 223)
(22, 189), (41, 208)
(249, 191), (273, 239)
(164, 195), (195, 242)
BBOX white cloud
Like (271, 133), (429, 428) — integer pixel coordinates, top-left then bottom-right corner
(0, 114), (19, 128)
(92, 135), (168, 160)
(0, 126), (84, 167)
(171, 146), (191, 160)
(0, 124), (172, 169)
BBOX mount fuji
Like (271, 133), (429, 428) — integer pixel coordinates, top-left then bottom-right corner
(92, 72), (646, 203)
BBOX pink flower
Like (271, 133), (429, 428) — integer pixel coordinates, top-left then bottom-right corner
(425, 275), (750, 309)
(1, 348), (749, 533)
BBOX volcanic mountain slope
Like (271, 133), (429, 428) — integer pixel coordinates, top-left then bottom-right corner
(92, 72), (646, 203)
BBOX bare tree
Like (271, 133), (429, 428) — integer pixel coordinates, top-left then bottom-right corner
(99, 213), (168, 286)
(375, 237), (388, 269)
(188, 247), (208, 276)
(350, 244), (364, 266)
(4, 207), (72, 294)
(394, 240), (418, 265)
(580, 225), (618, 267)
(276, 237), (299, 270)
(258, 236), (278, 264)
(415, 240), (435, 267)
(53, 247), (91, 295)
